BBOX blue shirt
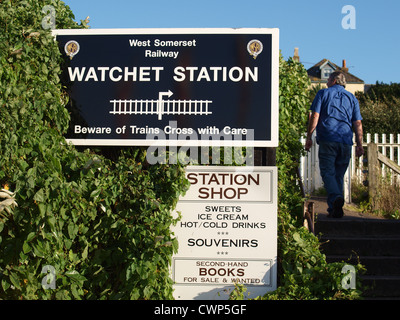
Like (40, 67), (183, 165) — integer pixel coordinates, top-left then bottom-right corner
(310, 85), (362, 145)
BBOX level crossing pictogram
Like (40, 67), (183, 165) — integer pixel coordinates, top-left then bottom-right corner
(109, 90), (213, 120)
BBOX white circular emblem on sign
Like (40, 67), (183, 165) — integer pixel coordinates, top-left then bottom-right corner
(64, 40), (80, 59)
(247, 40), (263, 59)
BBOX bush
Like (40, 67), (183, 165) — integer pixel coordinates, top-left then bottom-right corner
(356, 82), (400, 134)
(0, 0), (189, 300)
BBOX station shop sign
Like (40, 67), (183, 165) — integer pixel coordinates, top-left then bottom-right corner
(171, 166), (277, 300)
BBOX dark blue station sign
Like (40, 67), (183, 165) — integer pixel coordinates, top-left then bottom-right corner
(54, 29), (279, 147)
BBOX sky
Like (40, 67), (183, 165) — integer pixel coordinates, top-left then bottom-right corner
(62, 0), (400, 84)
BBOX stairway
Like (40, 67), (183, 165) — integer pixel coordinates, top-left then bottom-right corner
(315, 213), (400, 299)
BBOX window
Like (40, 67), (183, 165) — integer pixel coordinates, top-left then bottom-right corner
(322, 67), (333, 79)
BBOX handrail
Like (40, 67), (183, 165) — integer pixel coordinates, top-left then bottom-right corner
(377, 152), (400, 175)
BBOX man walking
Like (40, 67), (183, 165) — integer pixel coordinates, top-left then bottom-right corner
(305, 71), (364, 218)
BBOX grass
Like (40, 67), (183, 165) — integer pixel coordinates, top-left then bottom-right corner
(351, 175), (400, 219)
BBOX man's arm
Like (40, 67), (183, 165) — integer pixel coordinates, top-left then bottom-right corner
(305, 111), (320, 151)
(353, 120), (364, 157)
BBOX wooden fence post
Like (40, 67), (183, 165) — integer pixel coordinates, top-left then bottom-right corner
(367, 143), (378, 210)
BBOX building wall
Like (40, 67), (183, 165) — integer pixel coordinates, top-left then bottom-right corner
(310, 82), (365, 95)
(345, 83), (365, 94)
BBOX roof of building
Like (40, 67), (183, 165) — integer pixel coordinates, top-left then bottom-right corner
(307, 59), (364, 84)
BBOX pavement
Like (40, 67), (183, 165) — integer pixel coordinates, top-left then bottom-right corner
(308, 196), (385, 221)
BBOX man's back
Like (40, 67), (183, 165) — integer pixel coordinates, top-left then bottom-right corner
(311, 84), (362, 145)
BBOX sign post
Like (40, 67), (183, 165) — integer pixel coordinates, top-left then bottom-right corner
(171, 166), (277, 300)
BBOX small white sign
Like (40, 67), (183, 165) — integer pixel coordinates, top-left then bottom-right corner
(171, 166), (277, 300)
(173, 259), (273, 286)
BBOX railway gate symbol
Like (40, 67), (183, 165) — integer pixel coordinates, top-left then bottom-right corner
(109, 90), (213, 120)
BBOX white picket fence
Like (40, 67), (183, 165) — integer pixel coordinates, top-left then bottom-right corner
(300, 133), (400, 203)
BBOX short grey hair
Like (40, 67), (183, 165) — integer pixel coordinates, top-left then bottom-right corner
(329, 71), (346, 87)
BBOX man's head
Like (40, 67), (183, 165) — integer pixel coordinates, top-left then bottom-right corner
(327, 71), (346, 88)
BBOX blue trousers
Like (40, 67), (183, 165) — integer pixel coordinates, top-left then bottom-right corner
(318, 140), (352, 212)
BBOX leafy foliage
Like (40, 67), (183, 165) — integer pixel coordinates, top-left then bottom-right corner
(360, 82), (400, 101)
(276, 56), (310, 223)
(0, 0), (189, 300)
(356, 82), (400, 134)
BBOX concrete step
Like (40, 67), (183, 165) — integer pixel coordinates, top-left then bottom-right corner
(320, 236), (400, 256)
(315, 219), (400, 238)
(326, 255), (400, 276)
(315, 215), (400, 299)
(361, 276), (400, 298)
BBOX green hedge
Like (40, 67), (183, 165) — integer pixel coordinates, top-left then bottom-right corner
(356, 83), (400, 135)
(0, 0), (189, 300)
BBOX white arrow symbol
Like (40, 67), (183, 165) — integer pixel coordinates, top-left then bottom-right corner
(157, 90), (173, 120)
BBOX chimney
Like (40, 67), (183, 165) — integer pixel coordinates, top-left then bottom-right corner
(342, 59), (349, 72)
(293, 47), (300, 62)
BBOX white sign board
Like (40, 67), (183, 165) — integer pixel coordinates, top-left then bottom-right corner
(171, 166), (277, 300)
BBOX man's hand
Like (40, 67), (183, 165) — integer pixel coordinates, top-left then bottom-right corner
(355, 145), (364, 157)
(305, 139), (313, 151)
